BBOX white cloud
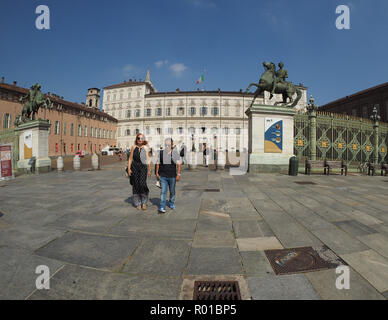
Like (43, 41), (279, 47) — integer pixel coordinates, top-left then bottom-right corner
(170, 63), (187, 76)
(155, 60), (169, 68)
(122, 64), (137, 77)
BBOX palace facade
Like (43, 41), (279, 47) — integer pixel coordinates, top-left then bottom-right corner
(102, 71), (307, 153)
(319, 82), (388, 122)
(0, 77), (118, 157)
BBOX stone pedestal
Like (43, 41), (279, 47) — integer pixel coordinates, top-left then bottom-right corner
(246, 104), (295, 174)
(15, 119), (51, 174)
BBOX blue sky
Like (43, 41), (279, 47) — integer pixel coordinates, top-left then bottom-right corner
(0, 0), (387, 107)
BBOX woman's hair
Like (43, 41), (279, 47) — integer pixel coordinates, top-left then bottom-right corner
(134, 133), (148, 146)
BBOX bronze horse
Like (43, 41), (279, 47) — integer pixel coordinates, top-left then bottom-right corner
(246, 62), (302, 108)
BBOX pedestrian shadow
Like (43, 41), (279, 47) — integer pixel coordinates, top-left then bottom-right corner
(124, 197), (160, 208)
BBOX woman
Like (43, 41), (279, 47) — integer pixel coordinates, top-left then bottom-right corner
(128, 133), (151, 210)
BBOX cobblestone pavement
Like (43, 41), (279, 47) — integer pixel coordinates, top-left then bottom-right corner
(1, 163), (388, 300)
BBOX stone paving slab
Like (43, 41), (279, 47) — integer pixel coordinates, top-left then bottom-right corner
(233, 220), (273, 238)
(35, 232), (142, 271)
(123, 238), (191, 276)
(236, 237), (283, 251)
(305, 268), (385, 300)
(186, 247), (243, 275)
(311, 228), (370, 255)
(240, 251), (275, 277)
(0, 247), (65, 300)
(340, 250), (388, 293)
(247, 275), (320, 300)
(0, 225), (65, 251)
(356, 233), (388, 259)
(28, 264), (182, 300)
(192, 231), (236, 248)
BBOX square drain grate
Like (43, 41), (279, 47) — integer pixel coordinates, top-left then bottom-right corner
(294, 181), (317, 185)
(193, 281), (241, 300)
(265, 245), (346, 275)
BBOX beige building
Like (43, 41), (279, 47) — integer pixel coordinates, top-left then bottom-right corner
(0, 78), (117, 157)
(102, 71), (307, 154)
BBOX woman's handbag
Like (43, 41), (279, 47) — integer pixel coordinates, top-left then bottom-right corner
(125, 166), (134, 185)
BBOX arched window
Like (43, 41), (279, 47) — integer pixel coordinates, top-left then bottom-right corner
(85, 126), (88, 137)
(78, 124), (82, 136)
(3, 113), (11, 129)
(89, 99), (92, 107)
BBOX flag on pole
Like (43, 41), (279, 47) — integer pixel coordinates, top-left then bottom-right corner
(196, 74), (204, 85)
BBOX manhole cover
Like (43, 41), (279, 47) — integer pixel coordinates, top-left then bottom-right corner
(204, 189), (220, 192)
(294, 181), (316, 185)
(265, 246), (346, 275)
(193, 281), (241, 300)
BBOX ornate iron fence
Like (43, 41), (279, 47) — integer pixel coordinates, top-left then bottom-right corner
(0, 128), (19, 172)
(294, 110), (388, 167)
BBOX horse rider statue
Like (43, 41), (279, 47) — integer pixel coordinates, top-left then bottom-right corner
(246, 61), (302, 108)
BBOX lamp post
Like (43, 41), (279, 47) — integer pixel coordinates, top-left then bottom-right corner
(370, 106), (380, 164)
(307, 95), (318, 161)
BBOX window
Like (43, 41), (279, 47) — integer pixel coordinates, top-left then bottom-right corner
(156, 128), (161, 134)
(224, 127), (230, 135)
(146, 108), (151, 117)
(63, 122), (67, 136)
(166, 108), (171, 116)
(146, 126), (150, 135)
(177, 107), (184, 116)
(135, 128), (140, 135)
(135, 109), (140, 117)
(178, 127), (183, 134)
(167, 127), (173, 134)
(211, 127), (218, 134)
(212, 107), (219, 116)
(189, 127), (195, 134)
(107, 95), (110, 101)
(70, 123), (74, 136)
(78, 124), (82, 136)
(190, 107), (196, 116)
(90, 127), (94, 138)
(126, 129), (131, 136)
(201, 107), (207, 116)
(89, 99), (92, 107)
(54, 121), (60, 135)
(3, 113), (12, 128)
(85, 126), (88, 137)
(156, 108), (162, 116)
(201, 127), (206, 134)
(235, 128), (241, 135)
(63, 143), (66, 154)
(126, 110), (131, 118)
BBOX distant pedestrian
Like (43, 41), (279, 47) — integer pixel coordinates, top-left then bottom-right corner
(203, 143), (210, 167)
(156, 138), (182, 213)
(180, 143), (186, 164)
(127, 133), (151, 210)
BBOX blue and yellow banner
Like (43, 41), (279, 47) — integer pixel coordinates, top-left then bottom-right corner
(264, 118), (283, 153)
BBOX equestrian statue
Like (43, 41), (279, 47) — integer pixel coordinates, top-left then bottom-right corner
(15, 83), (53, 126)
(246, 61), (302, 108)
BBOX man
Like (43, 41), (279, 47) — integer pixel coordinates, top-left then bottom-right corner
(270, 62), (288, 99)
(156, 138), (182, 213)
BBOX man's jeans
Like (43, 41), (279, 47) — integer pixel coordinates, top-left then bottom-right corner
(160, 176), (176, 209)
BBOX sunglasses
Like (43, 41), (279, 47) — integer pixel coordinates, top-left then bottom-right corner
(137, 137), (144, 140)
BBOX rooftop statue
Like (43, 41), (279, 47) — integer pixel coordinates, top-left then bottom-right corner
(15, 83), (53, 126)
(246, 61), (302, 108)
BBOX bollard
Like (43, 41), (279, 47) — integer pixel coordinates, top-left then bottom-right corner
(289, 156), (299, 176)
(188, 151), (197, 170)
(91, 153), (100, 170)
(73, 154), (81, 171)
(57, 156), (64, 172)
(217, 150), (226, 170)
